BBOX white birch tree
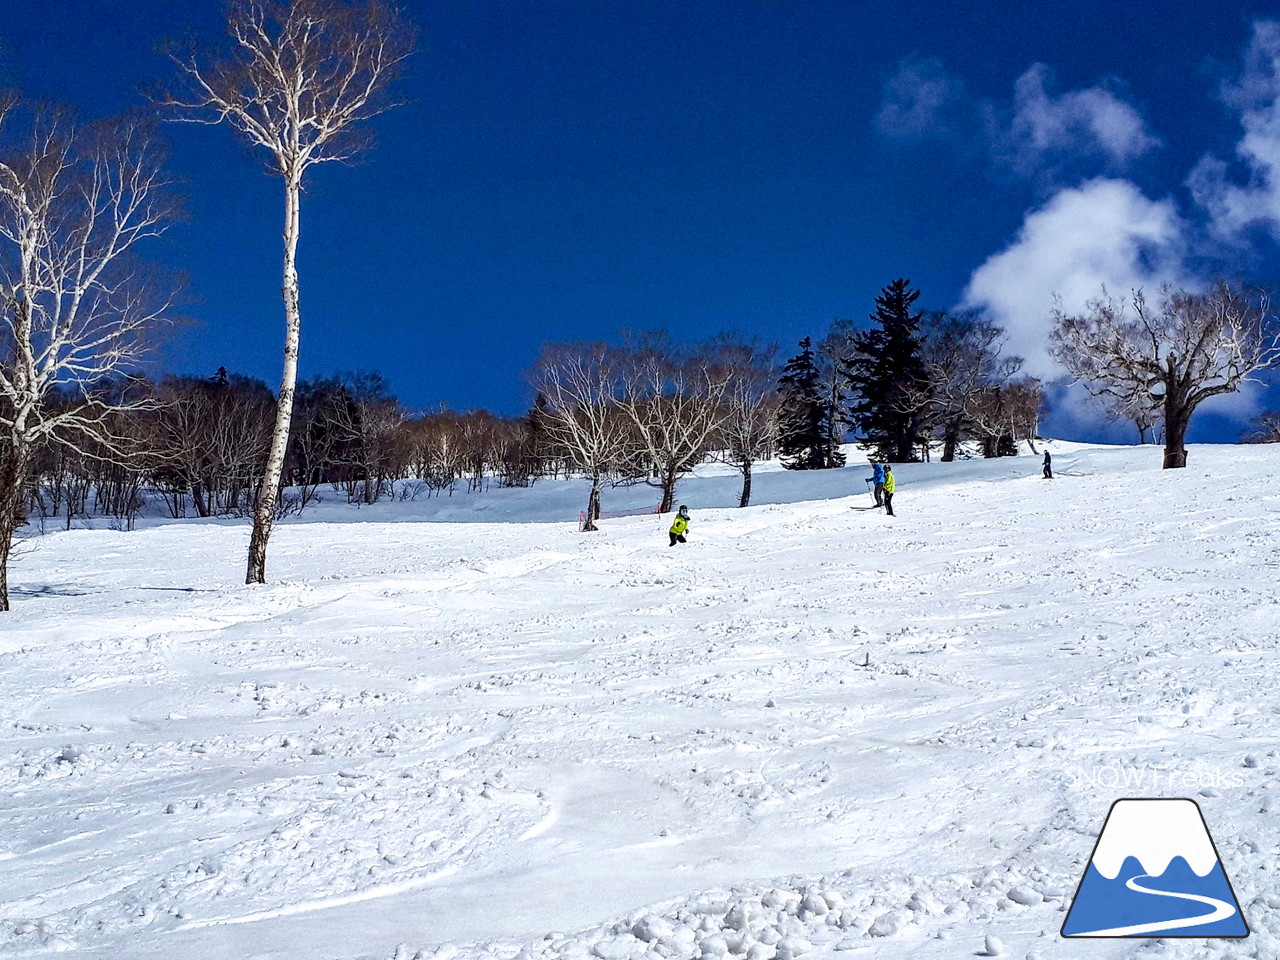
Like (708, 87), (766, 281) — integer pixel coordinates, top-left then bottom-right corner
(708, 336), (778, 508)
(165, 0), (414, 582)
(615, 334), (734, 513)
(0, 100), (179, 611)
(531, 343), (632, 531)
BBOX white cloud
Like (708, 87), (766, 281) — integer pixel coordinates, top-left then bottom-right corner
(876, 57), (1160, 181)
(992, 64), (1161, 177)
(955, 25), (1280, 439)
(960, 179), (1187, 380)
(1189, 21), (1280, 240)
(875, 55), (966, 139)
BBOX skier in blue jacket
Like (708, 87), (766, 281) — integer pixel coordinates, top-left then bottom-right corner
(866, 461), (886, 506)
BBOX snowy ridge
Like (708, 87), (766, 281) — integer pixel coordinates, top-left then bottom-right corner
(1090, 799), (1219, 880)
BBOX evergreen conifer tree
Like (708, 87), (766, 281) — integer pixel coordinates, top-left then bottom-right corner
(843, 278), (930, 461)
(777, 337), (845, 470)
(524, 392), (554, 478)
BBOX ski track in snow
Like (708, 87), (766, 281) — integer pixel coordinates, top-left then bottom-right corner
(0, 443), (1278, 960)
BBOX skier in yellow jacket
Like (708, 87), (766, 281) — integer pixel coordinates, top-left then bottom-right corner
(883, 464), (896, 517)
(668, 504), (690, 546)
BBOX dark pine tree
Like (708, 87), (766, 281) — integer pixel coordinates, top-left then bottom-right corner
(777, 337), (845, 470)
(843, 278), (930, 461)
(523, 392), (554, 479)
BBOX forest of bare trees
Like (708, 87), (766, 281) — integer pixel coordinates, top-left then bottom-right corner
(16, 368), (549, 531)
(10, 269), (1280, 609)
(8, 309), (1052, 557)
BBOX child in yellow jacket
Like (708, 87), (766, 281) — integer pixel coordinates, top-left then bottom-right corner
(668, 505), (690, 546)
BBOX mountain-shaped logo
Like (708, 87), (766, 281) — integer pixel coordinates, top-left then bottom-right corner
(1062, 799), (1248, 938)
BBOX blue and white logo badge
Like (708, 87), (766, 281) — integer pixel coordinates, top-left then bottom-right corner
(1062, 799), (1249, 938)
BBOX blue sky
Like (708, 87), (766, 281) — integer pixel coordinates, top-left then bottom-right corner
(5, 0), (1280, 440)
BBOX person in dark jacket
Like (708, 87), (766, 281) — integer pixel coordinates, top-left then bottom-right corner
(1042, 450), (1053, 479)
(668, 504), (690, 546)
(866, 461), (886, 506)
(883, 464), (896, 517)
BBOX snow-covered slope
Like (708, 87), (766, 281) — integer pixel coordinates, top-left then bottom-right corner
(2, 443), (1277, 960)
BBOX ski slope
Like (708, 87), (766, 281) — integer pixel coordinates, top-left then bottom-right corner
(2, 443), (1278, 960)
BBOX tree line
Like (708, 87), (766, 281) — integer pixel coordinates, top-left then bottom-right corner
(21, 368), (545, 531)
(10, 276), (1040, 545)
(8, 268), (1280, 612)
(529, 279), (1049, 529)
(774, 279), (1044, 471)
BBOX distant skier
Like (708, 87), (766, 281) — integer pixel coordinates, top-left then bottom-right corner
(866, 460), (886, 506)
(883, 464), (895, 517)
(668, 504), (690, 546)
(1042, 450), (1053, 479)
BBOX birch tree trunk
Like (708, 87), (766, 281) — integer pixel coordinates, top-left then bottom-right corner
(0, 440), (31, 612)
(584, 475), (601, 532)
(737, 457), (752, 509)
(247, 173), (303, 583)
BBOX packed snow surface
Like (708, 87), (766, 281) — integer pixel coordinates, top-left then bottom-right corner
(2, 443), (1278, 960)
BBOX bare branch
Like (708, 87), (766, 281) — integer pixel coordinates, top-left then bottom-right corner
(160, 0), (416, 179)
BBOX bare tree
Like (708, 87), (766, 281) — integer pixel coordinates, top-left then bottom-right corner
(491, 413), (538, 488)
(328, 371), (404, 503)
(0, 101), (178, 611)
(901, 311), (1024, 461)
(1101, 389), (1162, 445)
(1051, 283), (1280, 468)
(457, 410), (498, 493)
(289, 374), (356, 504)
(165, 0), (414, 582)
(816, 321), (854, 463)
(966, 376), (1043, 457)
(153, 370), (275, 517)
(531, 343), (632, 531)
(709, 336), (779, 507)
(1242, 410), (1280, 444)
(401, 408), (466, 495)
(615, 333), (734, 513)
